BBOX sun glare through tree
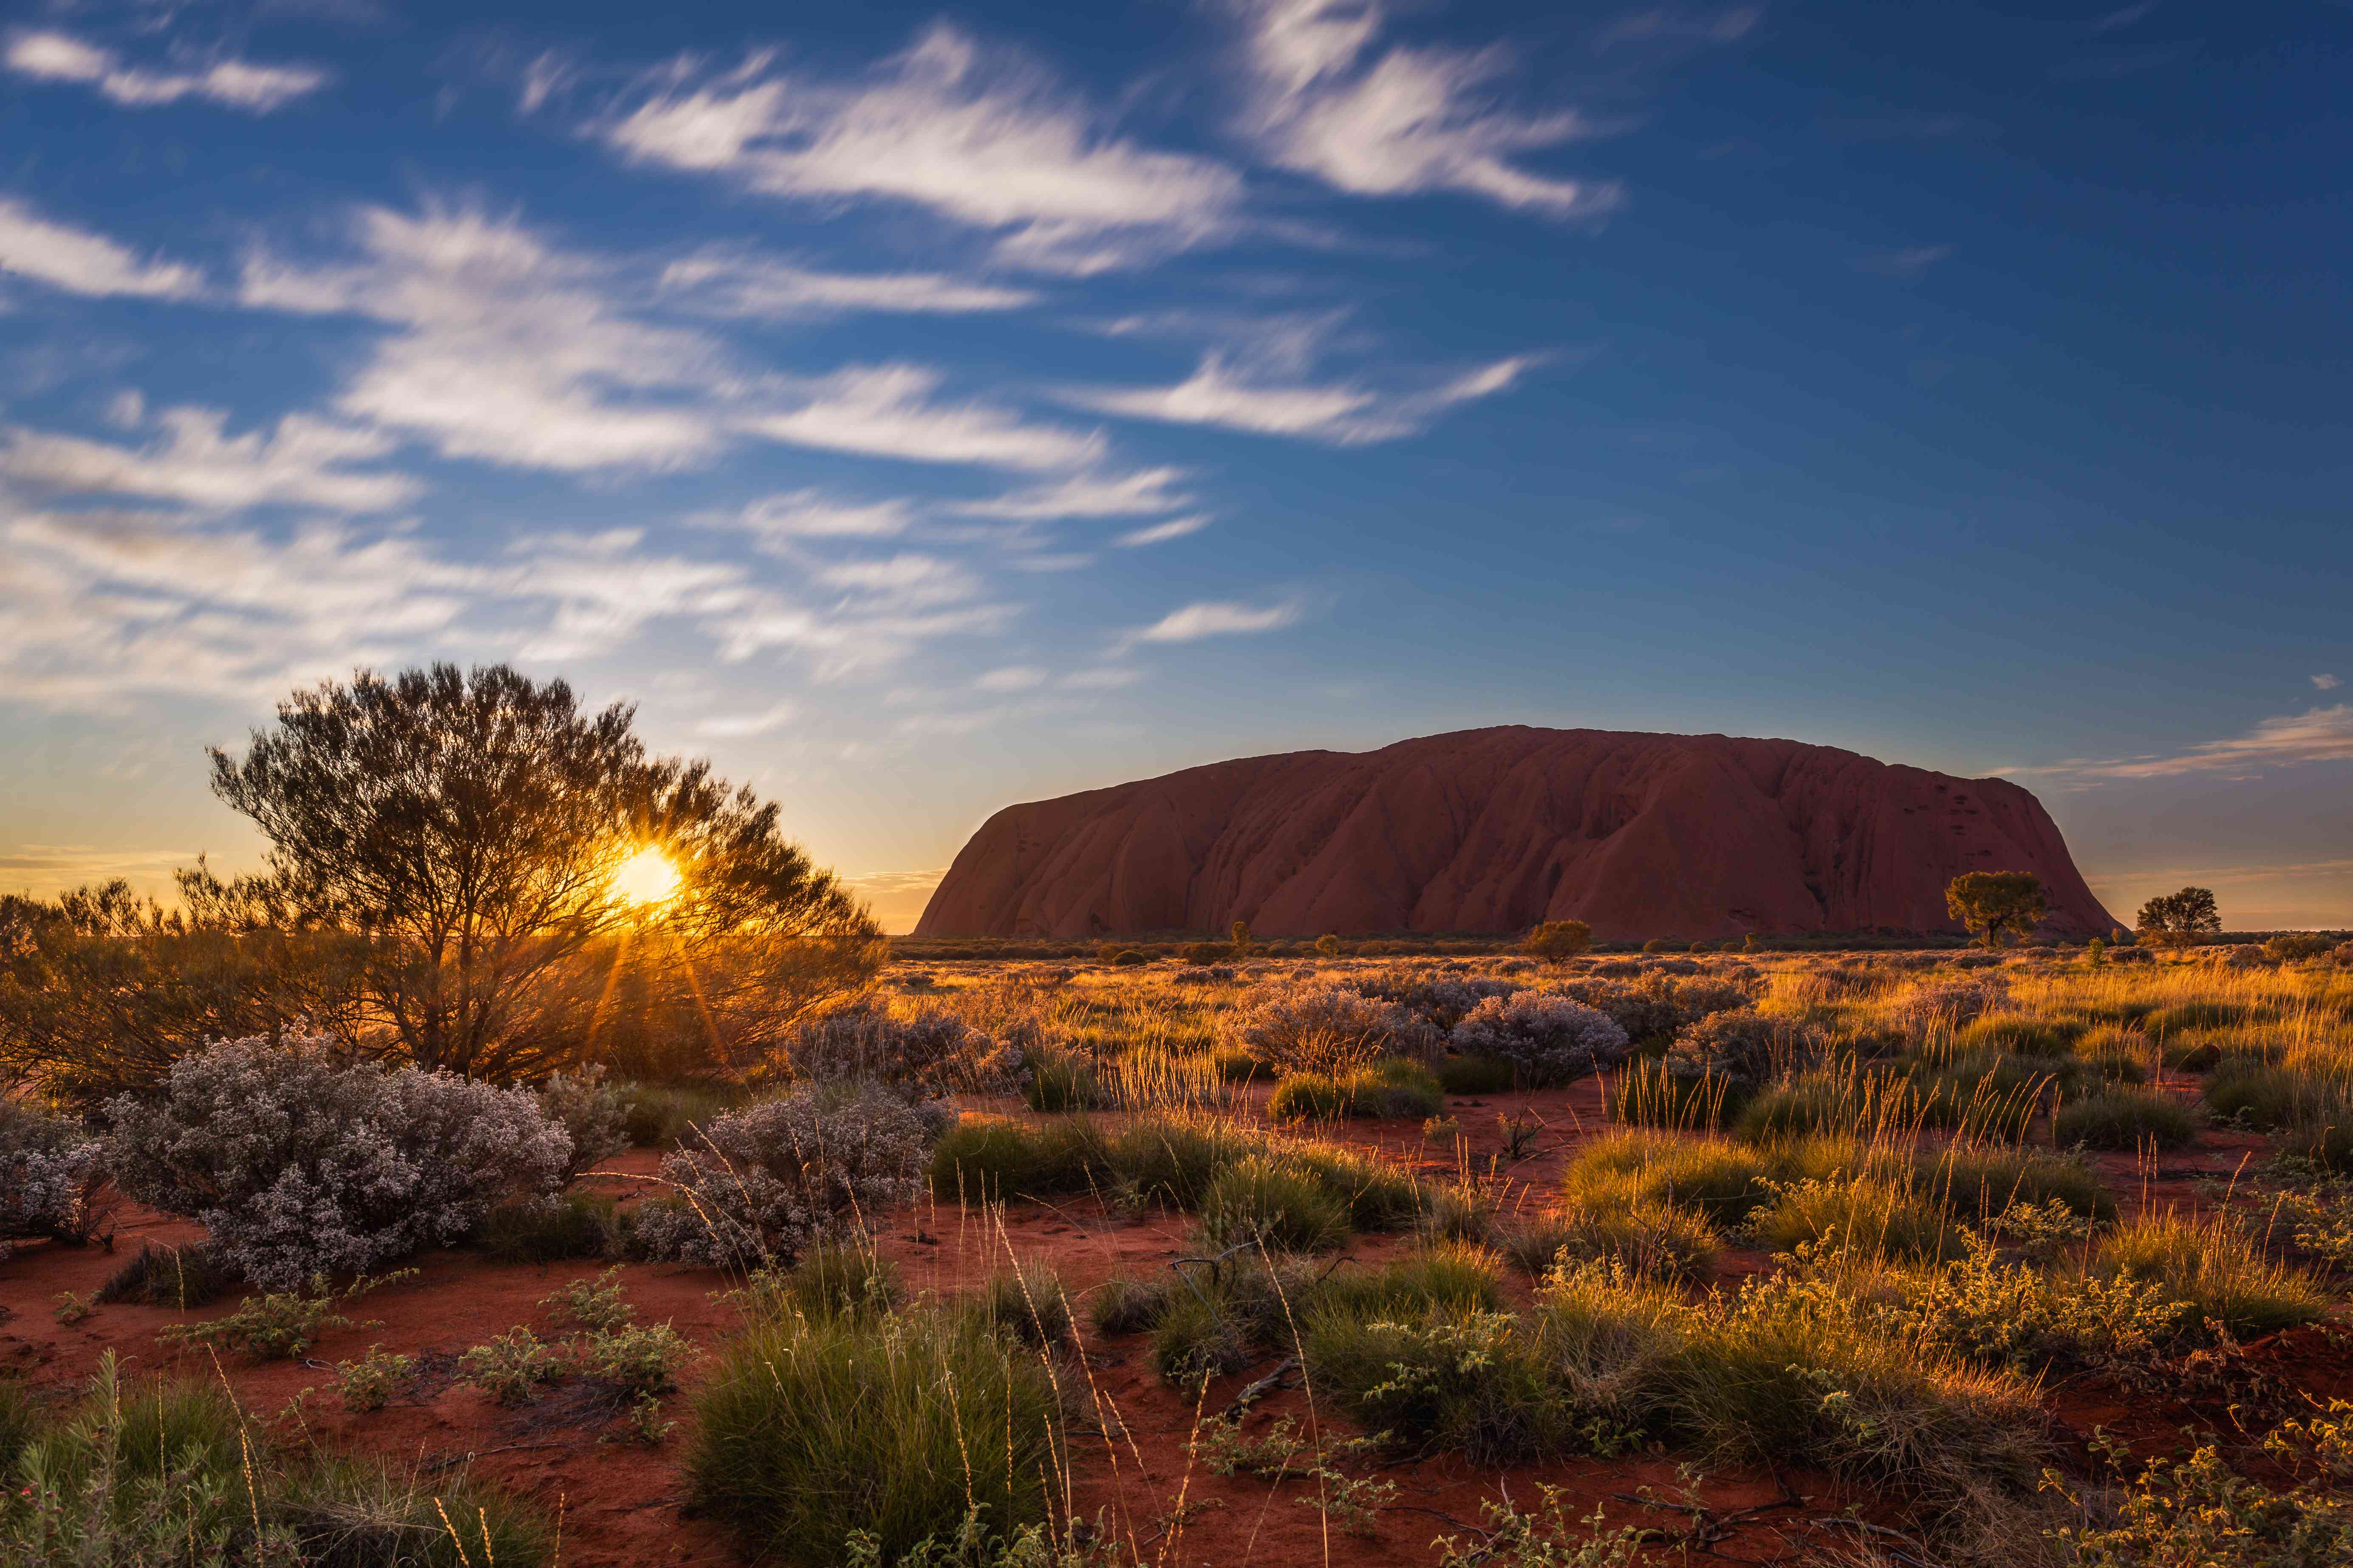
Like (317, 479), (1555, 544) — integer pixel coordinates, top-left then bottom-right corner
(613, 845), (683, 907)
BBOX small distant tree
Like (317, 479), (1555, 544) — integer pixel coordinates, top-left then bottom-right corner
(1524, 920), (1593, 963)
(2137, 887), (2221, 948)
(1314, 933), (1341, 957)
(1944, 871), (2048, 950)
(1230, 920), (1256, 959)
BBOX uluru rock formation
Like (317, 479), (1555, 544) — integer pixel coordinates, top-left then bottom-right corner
(914, 726), (2117, 942)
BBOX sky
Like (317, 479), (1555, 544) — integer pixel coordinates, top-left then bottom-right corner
(2, 0), (2348, 934)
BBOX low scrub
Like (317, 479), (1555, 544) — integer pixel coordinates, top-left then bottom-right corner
(95, 1241), (236, 1310)
(689, 1309), (1061, 1568)
(1448, 994), (1629, 1087)
(476, 1192), (625, 1264)
(0, 1102), (110, 1260)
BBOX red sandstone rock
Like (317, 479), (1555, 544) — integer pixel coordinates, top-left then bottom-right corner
(913, 726), (2117, 941)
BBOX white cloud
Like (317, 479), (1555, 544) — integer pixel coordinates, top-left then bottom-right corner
(0, 197), (202, 299)
(1235, 0), (1616, 216)
(1065, 352), (1536, 443)
(952, 466), (1193, 520)
(694, 701), (798, 737)
(242, 203), (732, 471)
(503, 530), (753, 660)
(975, 665), (1047, 691)
(1115, 514), (1212, 546)
(0, 407), (418, 512)
(2032, 705), (2353, 780)
(0, 505), (482, 707)
(6, 29), (330, 113)
(1118, 597), (1300, 651)
(741, 364), (1103, 472)
(657, 250), (1038, 317)
(2315, 673), (2342, 691)
(729, 489), (915, 543)
(600, 25), (1243, 272)
(814, 551), (983, 612)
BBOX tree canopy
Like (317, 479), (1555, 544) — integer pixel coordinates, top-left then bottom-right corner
(1944, 871), (2048, 949)
(2137, 886), (2221, 946)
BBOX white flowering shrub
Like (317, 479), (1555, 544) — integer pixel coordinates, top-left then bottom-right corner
(1352, 969), (1524, 1031)
(1, 1103), (110, 1260)
(784, 1000), (1029, 1110)
(631, 1082), (928, 1269)
(106, 1034), (571, 1290)
(1666, 1008), (1826, 1089)
(538, 1063), (630, 1181)
(1216, 980), (1433, 1071)
(1449, 994), (1630, 1086)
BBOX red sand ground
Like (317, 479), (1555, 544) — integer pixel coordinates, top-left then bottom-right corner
(0, 1080), (2336, 1567)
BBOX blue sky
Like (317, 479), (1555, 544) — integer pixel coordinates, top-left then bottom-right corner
(3, 0), (2348, 932)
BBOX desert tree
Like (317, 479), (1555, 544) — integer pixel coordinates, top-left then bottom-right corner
(2136, 886), (2221, 947)
(1944, 870), (2048, 949)
(1523, 919), (1593, 963)
(207, 663), (881, 1082)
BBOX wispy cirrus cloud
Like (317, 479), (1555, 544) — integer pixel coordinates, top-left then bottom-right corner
(655, 249), (1040, 318)
(742, 364), (1103, 472)
(0, 407), (417, 513)
(1115, 514), (1212, 547)
(598, 24), (1244, 274)
(2022, 705), (2353, 781)
(1115, 597), (1301, 653)
(0, 198), (203, 300)
(725, 490), (916, 544)
(6, 29), (330, 113)
(242, 202), (735, 471)
(240, 203), (1098, 476)
(1064, 352), (1536, 443)
(2313, 673), (2340, 691)
(1234, 0), (1615, 216)
(952, 466), (1194, 520)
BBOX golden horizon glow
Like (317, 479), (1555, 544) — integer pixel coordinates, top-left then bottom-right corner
(611, 845), (682, 906)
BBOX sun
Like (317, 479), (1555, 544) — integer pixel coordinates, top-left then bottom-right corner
(611, 845), (682, 906)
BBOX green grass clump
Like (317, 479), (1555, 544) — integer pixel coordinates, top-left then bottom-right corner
(1104, 1115), (1260, 1209)
(1212, 1048), (1272, 1084)
(1437, 1054), (1517, 1095)
(688, 1310), (1061, 1567)
(2093, 1212), (2328, 1336)
(1611, 1060), (1748, 1131)
(1268, 1059), (1444, 1122)
(1307, 1308), (1571, 1464)
(2076, 1024), (2152, 1083)
(1920, 1146), (2115, 1224)
(1199, 1157), (1352, 1252)
(979, 1259), (1072, 1348)
(1748, 1174), (1968, 1263)
(928, 1115), (1106, 1202)
(1563, 1130), (1783, 1226)
(1500, 1204), (1718, 1283)
(2145, 1001), (2262, 1037)
(2054, 1088), (2199, 1152)
(1277, 1141), (1425, 1231)
(1090, 1273), (1174, 1336)
(1025, 1052), (1109, 1112)
(0, 1356), (554, 1568)
(1956, 1015), (2087, 1055)
(739, 1243), (905, 1322)
(476, 1193), (624, 1264)
(2203, 1063), (2330, 1130)
(1316, 1242), (1509, 1320)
